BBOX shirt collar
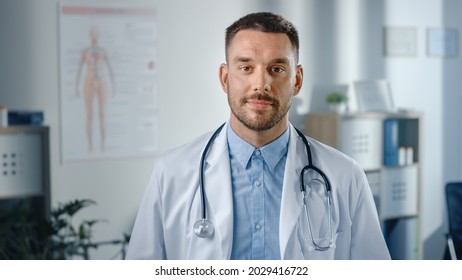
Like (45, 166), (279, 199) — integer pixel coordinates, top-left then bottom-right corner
(227, 124), (289, 171)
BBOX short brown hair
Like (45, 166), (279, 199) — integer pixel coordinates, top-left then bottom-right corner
(225, 12), (299, 63)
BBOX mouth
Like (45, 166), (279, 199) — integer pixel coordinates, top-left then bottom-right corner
(247, 99), (273, 110)
(243, 94), (277, 110)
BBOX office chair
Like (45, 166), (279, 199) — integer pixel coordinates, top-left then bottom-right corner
(445, 182), (462, 260)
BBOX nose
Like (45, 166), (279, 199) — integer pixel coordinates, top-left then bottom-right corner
(253, 67), (271, 93)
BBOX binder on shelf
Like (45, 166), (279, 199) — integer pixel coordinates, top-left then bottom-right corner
(383, 119), (399, 166)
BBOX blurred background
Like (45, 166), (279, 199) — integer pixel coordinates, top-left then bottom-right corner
(0, 0), (460, 259)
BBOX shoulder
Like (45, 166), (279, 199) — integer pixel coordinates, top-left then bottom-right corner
(290, 124), (363, 175)
(305, 135), (367, 189)
(148, 129), (220, 195)
(154, 131), (213, 168)
(307, 136), (360, 168)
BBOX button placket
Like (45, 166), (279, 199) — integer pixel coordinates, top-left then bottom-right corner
(250, 148), (265, 259)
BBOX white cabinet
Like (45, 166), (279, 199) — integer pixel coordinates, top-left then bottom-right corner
(306, 112), (422, 259)
(338, 118), (383, 170)
(0, 126), (50, 216)
(381, 165), (419, 219)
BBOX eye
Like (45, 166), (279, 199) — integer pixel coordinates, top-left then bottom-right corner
(270, 66), (285, 73)
(239, 65), (252, 72)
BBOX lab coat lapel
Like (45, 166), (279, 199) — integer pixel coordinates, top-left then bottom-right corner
(279, 125), (305, 259)
(203, 125), (234, 259)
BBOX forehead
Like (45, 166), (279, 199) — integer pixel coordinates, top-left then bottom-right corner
(227, 30), (295, 62)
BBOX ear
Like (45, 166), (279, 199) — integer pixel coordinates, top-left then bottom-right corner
(293, 65), (304, 96)
(219, 63), (229, 93)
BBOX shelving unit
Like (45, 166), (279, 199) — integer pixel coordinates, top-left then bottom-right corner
(306, 111), (422, 259)
(0, 126), (51, 257)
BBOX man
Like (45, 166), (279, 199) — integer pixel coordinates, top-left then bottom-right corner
(126, 12), (390, 260)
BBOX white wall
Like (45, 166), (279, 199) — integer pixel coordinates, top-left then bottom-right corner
(384, 0), (462, 259)
(0, 0), (460, 259)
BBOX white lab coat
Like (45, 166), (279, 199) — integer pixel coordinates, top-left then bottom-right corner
(126, 123), (391, 260)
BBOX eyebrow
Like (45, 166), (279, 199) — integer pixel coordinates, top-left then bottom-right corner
(272, 58), (290, 65)
(232, 56), (252, 63)
(232, 56), (291, 65)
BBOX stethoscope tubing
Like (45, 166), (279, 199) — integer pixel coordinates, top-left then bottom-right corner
(198, 123), (226, 221)
(294, 127), (334, 250)
(294, 127), (332, 193)
(196, 123), (334, 250)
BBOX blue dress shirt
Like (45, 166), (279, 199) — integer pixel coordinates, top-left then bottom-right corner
(227, 124), (289, 260)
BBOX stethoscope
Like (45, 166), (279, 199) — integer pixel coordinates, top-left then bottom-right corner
(193, 123), (334, 251)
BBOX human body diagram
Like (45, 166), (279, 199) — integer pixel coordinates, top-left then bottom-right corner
(75, 26), (115, 153)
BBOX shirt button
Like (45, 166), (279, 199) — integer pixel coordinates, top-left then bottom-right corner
(255, 150), (261, 156)
(255, 181), (262, 187)
(255, 224), (262, 230)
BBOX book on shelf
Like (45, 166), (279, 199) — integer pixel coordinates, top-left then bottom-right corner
(383, 119), (399, 166)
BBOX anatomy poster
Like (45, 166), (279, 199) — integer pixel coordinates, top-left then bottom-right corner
(59, 2), (158, 162)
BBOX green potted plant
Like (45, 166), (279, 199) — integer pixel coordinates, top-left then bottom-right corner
(0, 199), (129, 260)
(326, 91), (348, 114)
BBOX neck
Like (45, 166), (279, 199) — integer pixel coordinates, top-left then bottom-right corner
(229, 117), (289, 148)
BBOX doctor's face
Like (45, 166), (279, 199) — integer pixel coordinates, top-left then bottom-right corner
(219, 30), (303, 132)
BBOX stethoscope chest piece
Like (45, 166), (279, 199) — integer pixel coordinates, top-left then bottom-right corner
(193, 219), (214, 238)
